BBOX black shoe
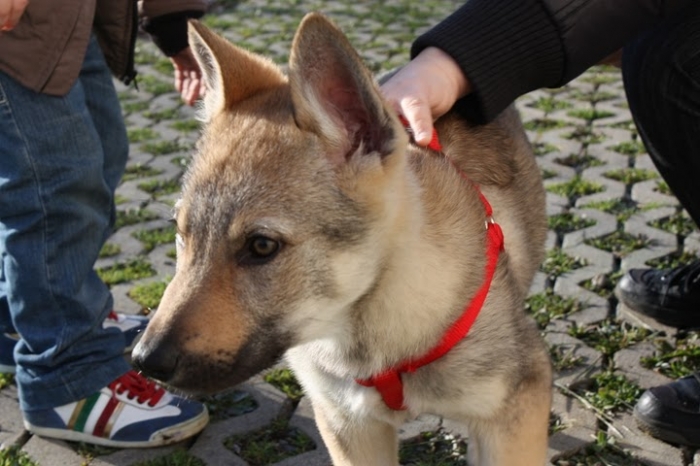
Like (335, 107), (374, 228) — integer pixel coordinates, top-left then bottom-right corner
(615, 261), (700, 328)
(634, 373), (700, 447)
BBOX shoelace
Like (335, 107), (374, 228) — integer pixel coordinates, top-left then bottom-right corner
(109, 370), (165, 407)
(662, 261), (700, 293)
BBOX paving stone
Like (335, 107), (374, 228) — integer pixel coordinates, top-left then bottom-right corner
(613, 342), (673, 390)
(0, 385), (25, 449)
(547, 390), (598, 462)
(612, 412), (685, 466)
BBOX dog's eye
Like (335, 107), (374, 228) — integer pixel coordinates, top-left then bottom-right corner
(241, 235), (281, 265)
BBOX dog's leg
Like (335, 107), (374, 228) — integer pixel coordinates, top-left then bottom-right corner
(466, 435), (480, 466)
(469, 378), (551, 466)
(312, 401), (398, 466)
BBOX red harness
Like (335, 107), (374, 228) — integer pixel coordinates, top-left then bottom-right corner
(355, 121), (505, 411)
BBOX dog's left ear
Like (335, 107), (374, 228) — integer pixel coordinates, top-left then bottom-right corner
(289, 13), (400, 165)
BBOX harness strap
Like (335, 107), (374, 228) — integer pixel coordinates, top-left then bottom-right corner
(355, 122), (505, 411)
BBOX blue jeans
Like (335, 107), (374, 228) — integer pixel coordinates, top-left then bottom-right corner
(0, 36), (131, 412)
(622, 2), (700, 227)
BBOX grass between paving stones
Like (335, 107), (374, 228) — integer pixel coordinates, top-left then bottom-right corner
(527, 96), (573, 112)
(562, 125), (607, 145)
(398, 429), (468, 466)
(641, 333), (700, 379)
(608, 140), (647, 156)
(541, 168), (558, 180)
(523, 118), (569, 132)
(0, 372), (14, 389)
(566, 108), (616, 121)
(200, 390), (258, 422)
(137, 75), (175, 97)
(553, 153), (604, 170)
(98, 242), (121, 258)
(580, 270), (624, 299)
(540, 249), (588, 281)
(646, 250), (699, 269)
(584, 231), (652, 258)
(170, 120), (201, 133)
(122, 164), (164, 182)
(568, 320), (651, 360)
(656, 180), (672, 195)
(525, 291), (588, 329)
(132, 225), (176, 253)
(569, 89), (619, 103)
(122, 100), (150, 114)
(137, 179), (181, 198)
(128, 278), (171, 310)
(131, 450), (206, 466)
(553, 432), (641, 466)
(574, 371), (644, 414)
(115, 207), (160, 229)
(143, 108), (180, 123)
(0, 446), (38, 466)
(532, 142), (559, 156)
(547, 176), (605, 203)
(649, 212), (697, 237)
(263, 368), (305, 402)
(580, 198), (663, 223)
(224, 417), (315, 466)
(548, 212), (597, 235)
(140, 140), (190, 156)
(127, 127), (159, 143)
(603, 168), (658, 185)
(97, 257), (156, 286)
(549, 344), (585, 372)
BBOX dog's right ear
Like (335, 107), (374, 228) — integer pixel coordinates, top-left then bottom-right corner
(187, 20), (286, 120)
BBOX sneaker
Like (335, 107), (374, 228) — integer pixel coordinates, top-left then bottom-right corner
(634, 373), (700, 447)
(615, 261), (700, 328)
(0, 311), (149, 374)
(23, 370), (208, 447)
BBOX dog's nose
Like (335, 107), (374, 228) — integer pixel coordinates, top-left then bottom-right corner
(131, 338), (179, 383)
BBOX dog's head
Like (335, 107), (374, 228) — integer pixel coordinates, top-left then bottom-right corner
(131, 13), (409, 393)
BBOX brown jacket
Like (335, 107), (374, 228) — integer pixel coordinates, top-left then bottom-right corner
(0, 0), (207, 96)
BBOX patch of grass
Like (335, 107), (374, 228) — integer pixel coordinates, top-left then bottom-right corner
(570, 89), (618, 103)
(656, 180), (672, 195)
(127, 127), (159, 143)
(532, 142), (559, 156)
(608, 140), (646, 156)
(523, 118), (568, 132)
(548, 212), (596, 235)
(171, 120), (201, 133)
(603, 168), (658, 185)
(224, 418), (315, 466)
(549, 344), (585, 372)
(540, 249), (588, 279)
(138, 75), (175, 96)
(263, 368), (304, 402)
(641, 334), (700, 379)
(541, 168), (558, 180)
(115, 208), (160, 229)
(567, 108), (616, 121)
(71, 443), (118, 463)
(122, 164), (164, 182)
(649, 212), (697, 237)
(546, 176), (604, 202)
(132, 225), (177, 253)
(399, 429), (468, 466)
(152, 58), (175, 77)
(580, 270), (624, 298)
(138, 179), (181, 197)
(563, 126), (607, 145)
(97, 257), (156, 285)
(171, 156), (191, 169)
(99, 242), (121, 258)
(646, 250), (699, 270)
(141, 140), (189, 156)
(580, 73), (622, 85)
(576, 371), (644, 414)
(581, 198), (639, 222)
(143, 108), (180, 123)
(128, 279), (170, 310)
(553, 153), (604, 170)
(122, 100), (150, 113)
(200, 390), (258, 422)
(0, 446), (38, 466)
(585, 231), (652, 258)
(527, 97), (573, 113)
(568, 319), (651, 358)
(0, 372), (15, 389)
(525, 291), (587, 329)
(554, 432), (641, 465)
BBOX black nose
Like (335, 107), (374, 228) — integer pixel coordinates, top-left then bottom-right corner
(131, 337), (179, 383)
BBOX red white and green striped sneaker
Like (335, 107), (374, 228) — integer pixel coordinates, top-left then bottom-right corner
(0, 311), (148, 374)
(22, 371), (209, 447)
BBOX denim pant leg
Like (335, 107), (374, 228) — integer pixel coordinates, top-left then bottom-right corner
(0, 36), (131, 412)
(622, 2), (700, 227)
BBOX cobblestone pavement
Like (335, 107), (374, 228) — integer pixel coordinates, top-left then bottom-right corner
(2, 1), (700, 465)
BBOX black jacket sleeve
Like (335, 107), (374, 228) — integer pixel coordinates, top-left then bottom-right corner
(413, 0), (694, 124)
(141, 10), (204, 57)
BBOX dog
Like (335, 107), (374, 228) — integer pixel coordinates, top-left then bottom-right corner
(132, 12), (552, 466)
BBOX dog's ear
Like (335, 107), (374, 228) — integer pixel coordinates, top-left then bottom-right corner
(187, 20), (286, 120)
(288, 13), (399, 165)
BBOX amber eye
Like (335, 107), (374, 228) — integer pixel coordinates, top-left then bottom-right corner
(250, 236), (279, 257)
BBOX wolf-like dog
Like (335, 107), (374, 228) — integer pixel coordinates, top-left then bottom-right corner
(132, 13), (552, 466)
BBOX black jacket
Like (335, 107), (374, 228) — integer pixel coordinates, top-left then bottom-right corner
(413, 0), (694, 123)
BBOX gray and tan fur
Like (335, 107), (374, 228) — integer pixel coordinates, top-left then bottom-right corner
(132, 13), (552, 466)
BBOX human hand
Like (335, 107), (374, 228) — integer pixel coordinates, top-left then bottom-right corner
(381, 47), (470, 146)
(170, 47), (205, 106)
(0, 0), (28, 32)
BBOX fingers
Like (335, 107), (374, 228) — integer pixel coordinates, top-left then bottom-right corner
(399, 96), (435, 146)
(1, 0), (29, 32)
